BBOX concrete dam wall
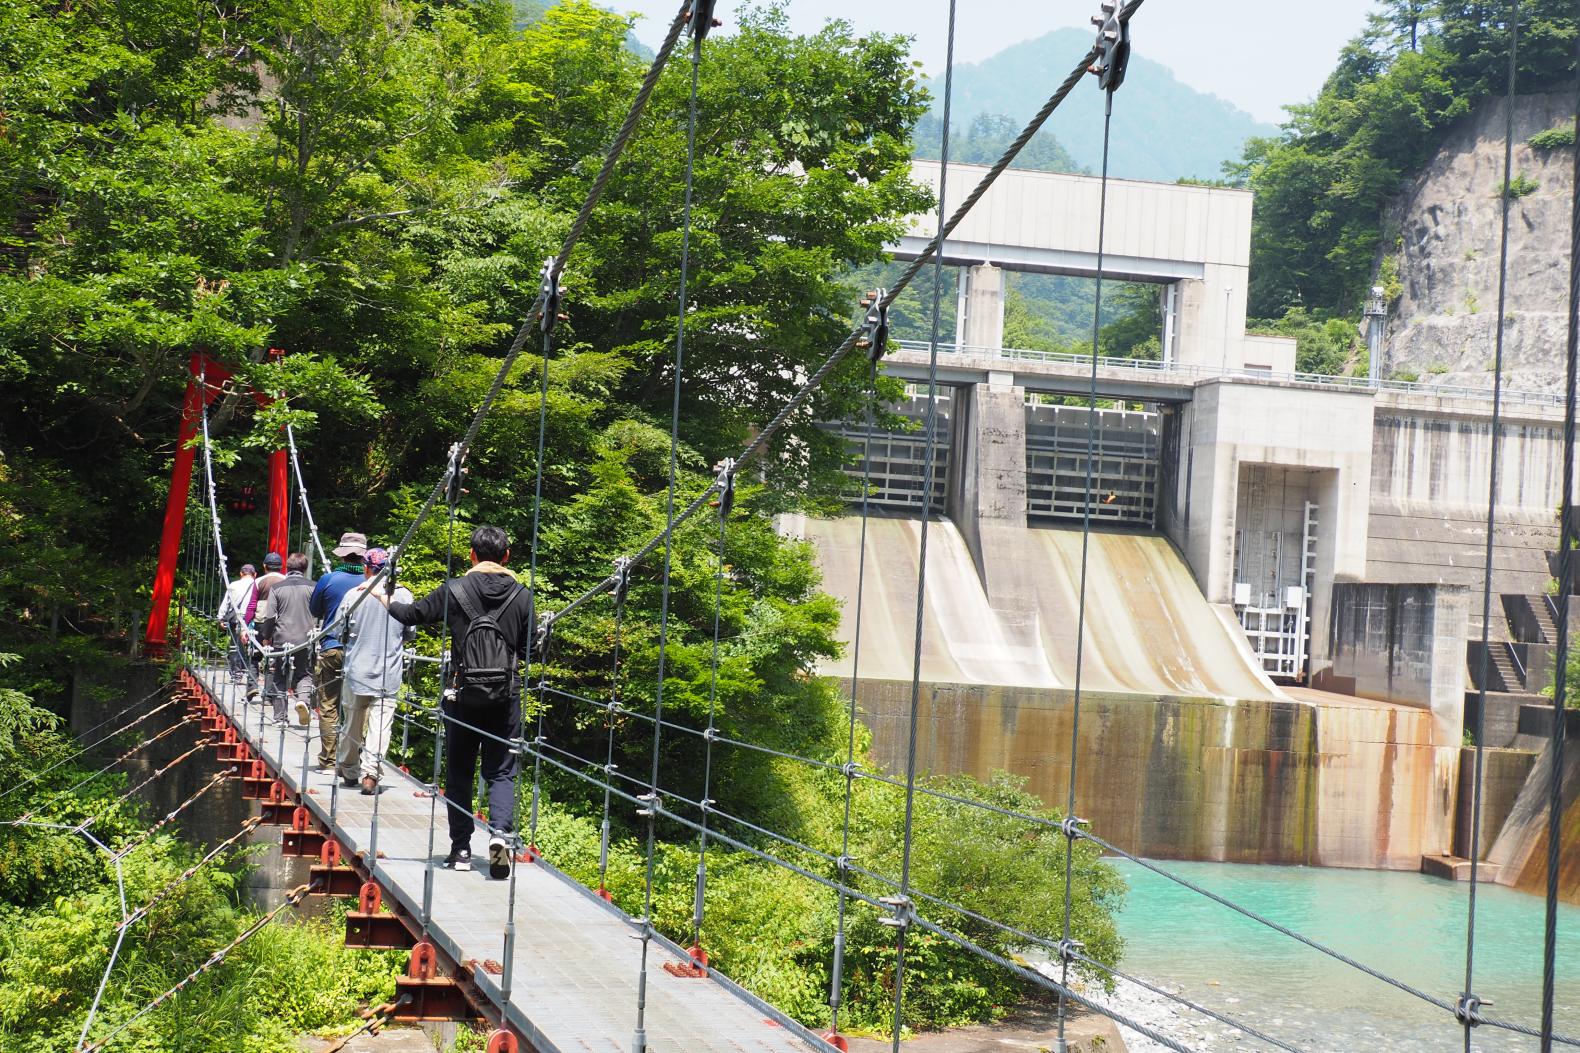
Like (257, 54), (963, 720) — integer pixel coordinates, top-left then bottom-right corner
(788, 512), (1460, 867)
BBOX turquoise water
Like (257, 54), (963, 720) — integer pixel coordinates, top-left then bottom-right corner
(1112, 859), (1580, 1051)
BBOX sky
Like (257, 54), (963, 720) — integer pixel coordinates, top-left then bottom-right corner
(619, 0), (1382, 124)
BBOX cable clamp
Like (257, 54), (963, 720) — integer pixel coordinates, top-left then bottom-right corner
(635, 792), (662, 818)
(840, 761), (861, 779)
(686, 0), (721, 42)
(699, 797), (715, 813)
(702, 725), (718, 742)
(627, 915), (655, 940)
(444, 442), (469, 506)
(1055, 937), (1085, 964)
(1088, 0), (1131, 92)
(1059, 815), (1090, 841)
(835, 854), (853, 875)
(1455, 993), (1491, 1027)
(878, 895), (915, 931)
(713, 458), (737, 519)
(534, 257), (563, 334)
(610, 557), (632, 605)
(855, 289), (890, 363)
(604, 762), (619, 776)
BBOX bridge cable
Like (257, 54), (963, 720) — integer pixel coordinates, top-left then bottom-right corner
(892, 2), (958, 1049)
(827, 353), (882, 1039)
(1540, 30), (1580, 1053)
(81, 881), (318, 1053)
(689, 456), (732, 956)
(0, 686), (175, 805)
(537, 0), (1147, 634)
(1056, 17), (1126, 1051)
(522, 257), (559, 866)
(633, 9), (710, 1050)
(1461, 1), (1518, 1043)
(112, 769), (235, 860)
(285, 422), (331, 571)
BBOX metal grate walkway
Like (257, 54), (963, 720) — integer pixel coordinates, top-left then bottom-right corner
(190, 667), (825, 1053)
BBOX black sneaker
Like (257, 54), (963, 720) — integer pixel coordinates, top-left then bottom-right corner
(488, 835), (510, 880)
(443, 847), (471, 872)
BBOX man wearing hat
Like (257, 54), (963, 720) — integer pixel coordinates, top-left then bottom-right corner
(338, 547), (413, 794)
(306, 531), (367, 767)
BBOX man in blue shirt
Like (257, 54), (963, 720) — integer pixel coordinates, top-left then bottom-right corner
(307, 530), (366, 769)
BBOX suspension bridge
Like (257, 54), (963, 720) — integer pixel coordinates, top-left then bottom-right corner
(19, 1), (1580, 1051)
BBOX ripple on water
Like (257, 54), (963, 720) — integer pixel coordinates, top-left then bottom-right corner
(1107, 859), (1580, 1052)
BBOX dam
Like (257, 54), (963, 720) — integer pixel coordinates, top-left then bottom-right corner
(791, 161), (1577, 882)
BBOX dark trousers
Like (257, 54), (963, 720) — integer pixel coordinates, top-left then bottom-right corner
(442, 697), (521, 851)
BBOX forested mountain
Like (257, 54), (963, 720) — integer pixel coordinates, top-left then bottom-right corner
(930, 27), (1275, 183)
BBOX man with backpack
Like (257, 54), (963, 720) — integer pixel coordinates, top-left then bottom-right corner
(384, 525), (532, 878)
(216, 563), (258, 684)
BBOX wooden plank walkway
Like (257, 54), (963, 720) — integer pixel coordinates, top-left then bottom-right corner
(192, 667), (826, 1053)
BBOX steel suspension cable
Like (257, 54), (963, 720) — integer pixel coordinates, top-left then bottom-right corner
(284, 423), (330, 571)
(1058, 62), (1121, 1053)
(538, 0), (1148, 635)
(689, 478), (730, 955)
(17, 720), (188, 822)
(113, 770), (234, 859)
(596, 562), (628, 897)
(1541, 37), (1580, 1053)
(1462, 3), (1519, 1044)
(827, 355), (881, 1038)
(891, 4), (956, 1048)
(0, 686), (173, 805)
(633, 14), (707, 1049)
(81, 882), (317, 1053)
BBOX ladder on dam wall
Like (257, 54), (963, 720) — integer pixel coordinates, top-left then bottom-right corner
(1233, 495), (1317, 681)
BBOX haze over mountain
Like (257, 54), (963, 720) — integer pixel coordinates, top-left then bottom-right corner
(929, 28), (1278, 183)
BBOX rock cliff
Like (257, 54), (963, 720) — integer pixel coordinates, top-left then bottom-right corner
(1383, 89), (1575, 395)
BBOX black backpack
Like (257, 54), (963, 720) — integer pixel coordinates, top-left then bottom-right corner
(450, 577), (526, 705)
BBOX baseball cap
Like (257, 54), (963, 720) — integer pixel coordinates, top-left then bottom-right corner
(240, 563), (256, 576)
(263, 552), (283, 569)
(365, 547), (390, 571)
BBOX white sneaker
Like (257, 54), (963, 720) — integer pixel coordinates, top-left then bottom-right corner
(294, 701), (311, 726)
(488, 835), (510, 880)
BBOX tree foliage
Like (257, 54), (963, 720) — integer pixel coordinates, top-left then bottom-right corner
(0, 0), (1125, 1039)
(1234, 0), (1576, 325)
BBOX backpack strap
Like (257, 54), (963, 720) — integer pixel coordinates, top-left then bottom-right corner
(450, 577), (484, 624)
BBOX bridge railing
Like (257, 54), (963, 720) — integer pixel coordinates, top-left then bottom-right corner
(891, 339), (1564, 408)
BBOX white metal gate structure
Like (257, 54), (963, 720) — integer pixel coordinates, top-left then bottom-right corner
(1232, 464), (1318, 680)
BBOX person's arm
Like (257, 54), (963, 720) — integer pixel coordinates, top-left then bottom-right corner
(217, 584), (235, 624)
(309, 576), (328, 619)
(386, 581), (451, 627)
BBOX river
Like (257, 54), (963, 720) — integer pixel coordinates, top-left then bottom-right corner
(1105, 859), (1580, 1052)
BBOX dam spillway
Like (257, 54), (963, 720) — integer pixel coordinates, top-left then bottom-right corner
(786, 513), (1279, 701)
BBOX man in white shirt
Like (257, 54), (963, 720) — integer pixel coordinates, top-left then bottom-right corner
(216, 564), (258, 684)
(337, 547), (414, 794)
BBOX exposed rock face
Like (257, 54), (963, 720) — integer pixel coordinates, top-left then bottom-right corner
(1383, 89), (1575, 395)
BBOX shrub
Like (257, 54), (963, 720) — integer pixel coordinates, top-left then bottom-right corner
(1501, 173), (1540, 199)
(1529, 124), (1576, 150)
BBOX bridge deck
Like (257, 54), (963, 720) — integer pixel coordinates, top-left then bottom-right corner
(192, 667), (823, 1053)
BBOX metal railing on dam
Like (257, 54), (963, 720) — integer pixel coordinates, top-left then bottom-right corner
(891, 339), (1564, 408)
